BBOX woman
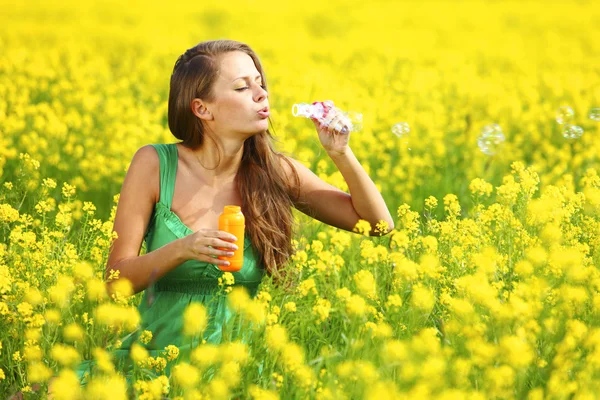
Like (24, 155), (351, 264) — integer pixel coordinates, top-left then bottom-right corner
(42, 39), (395, 397)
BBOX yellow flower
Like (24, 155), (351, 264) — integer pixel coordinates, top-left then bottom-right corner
(374, 220), (390, 235)
(72, 261), (93, 281)
(42, 178), (57, 189)
(394, 257), (419, 282)
(45, 309), (61, 325)
(410, 285), (436, 313)
(386, 294), (403, 308)
(191, 344), (219, 368)
(50, 369), (81, 400)
(220, 341), (249, 365)
(94, 303), (140, 331)
(228, 286), (250, 312)
(82, 201), (96, 215)
(63, 323), (84, 343)
(217, 361), (241, 387)
(86, 278), (108, 302)
(182, 302), (207, 336)
(469, 178), (493, 197)
(335, 287), (352, 301)
(346, 294), (367, 317)
(249, 385), (280, 400)
(85, 375), (128, 400)
(297, 278), (317, 297)
(93, 348), (115, 374)
(218, 272), (235, 287)
(364, 380), (401, 400)
(48, 275), (75, 308)
(312, 298), (331, 322)
(443, 194), (461, 218)
(17, 302), (33, 317)
(353, 269), (377, 299)
(266, 324), (288, 352)
(419, 254), (441, 279)
(0, 204), (19, 223)
(425, 196), (438, 210)
(280, 342), (305, 373)
(208, 377), (230, 400)
(61, 182), (76, 198)
(50, 344), (81, 367)
(353, 219), (372, 236)
(25, 288), (43, 306)
(139, 330), (153, 344)
(163, 345), (180, 361)
(172, 362), (200, 388)
(500, 335), (534, 369)
(131, 343), (149, 365)
(109, 278), (134, 303)
(27, 362), (53, 383)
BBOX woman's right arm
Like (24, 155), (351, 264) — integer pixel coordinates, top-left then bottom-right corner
(104, 145), (182, 294)
(105, 146), (238, 295)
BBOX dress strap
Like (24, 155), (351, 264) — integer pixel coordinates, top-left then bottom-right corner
(150, 143), (178, 209)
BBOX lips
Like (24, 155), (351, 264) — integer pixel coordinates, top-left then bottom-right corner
(257, 107), (270, 118)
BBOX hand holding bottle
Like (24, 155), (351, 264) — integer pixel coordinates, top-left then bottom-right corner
(292, 100), (363, 134)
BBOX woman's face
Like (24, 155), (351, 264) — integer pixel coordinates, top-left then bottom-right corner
(204, 51), (269, 136)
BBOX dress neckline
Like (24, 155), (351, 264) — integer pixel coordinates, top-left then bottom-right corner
(156, 144), (249, 244)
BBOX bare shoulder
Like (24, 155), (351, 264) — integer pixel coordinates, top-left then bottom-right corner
(105, 145), (160, 273)
(127, 145), (160, 204)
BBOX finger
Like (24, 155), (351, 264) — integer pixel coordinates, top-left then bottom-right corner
(198, 255), (231, 266)
(322, 108), (340, 126)
(201, 245), (236, 258)
(190, 249), (232, 264)
(206, 237), (239, 250)
(208, 230), (238, 243)
(328, 115), (346, 134)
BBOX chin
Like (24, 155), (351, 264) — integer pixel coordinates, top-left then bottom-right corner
(255, 121), (269, 132)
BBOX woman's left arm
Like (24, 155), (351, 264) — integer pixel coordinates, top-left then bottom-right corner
(284, 106), (395, 235)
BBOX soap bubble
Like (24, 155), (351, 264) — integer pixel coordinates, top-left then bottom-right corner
(477, 124), (505, 156)
(391, 122), (411, 150)
(556, 106), (575, 125)
(392, 122), (410, 138)
(589, 108), (600, 121)
(562, 124), (584, 139)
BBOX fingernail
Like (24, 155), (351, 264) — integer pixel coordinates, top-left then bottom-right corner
(232, 245), (239, 250)
(227, 252), (235, 257)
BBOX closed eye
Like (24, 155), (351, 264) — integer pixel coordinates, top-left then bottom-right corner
(235, 84), (266, 92)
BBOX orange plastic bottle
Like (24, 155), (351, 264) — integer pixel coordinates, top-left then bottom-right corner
(218, 205), (245, 272)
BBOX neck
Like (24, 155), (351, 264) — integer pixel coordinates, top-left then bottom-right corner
(185, 137), (245, 186)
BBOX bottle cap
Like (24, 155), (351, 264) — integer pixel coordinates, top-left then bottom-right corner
(223, 205), (241, 214)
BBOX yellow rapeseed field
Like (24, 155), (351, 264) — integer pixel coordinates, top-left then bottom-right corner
(1, 0), (600, 398)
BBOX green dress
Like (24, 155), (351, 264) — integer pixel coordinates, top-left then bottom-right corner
(77, 142), (265, 383)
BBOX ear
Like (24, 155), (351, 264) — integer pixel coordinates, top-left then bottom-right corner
(191, 98), (214, 121)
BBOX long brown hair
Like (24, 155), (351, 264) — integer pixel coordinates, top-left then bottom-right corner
(168, 39), (299, 277)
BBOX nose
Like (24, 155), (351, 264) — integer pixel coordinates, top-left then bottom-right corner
(253, 83), (268, 103)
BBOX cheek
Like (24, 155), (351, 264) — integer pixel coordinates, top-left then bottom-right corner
(214, 97), (247, 120)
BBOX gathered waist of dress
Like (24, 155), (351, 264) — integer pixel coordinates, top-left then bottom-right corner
(153, 279), (262, 295)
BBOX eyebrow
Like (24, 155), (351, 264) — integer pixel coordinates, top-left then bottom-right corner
(232, 74), (263, 82)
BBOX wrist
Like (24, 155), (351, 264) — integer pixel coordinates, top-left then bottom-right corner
(327, 146), (352, 161)
(174, 237), (190, 262)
